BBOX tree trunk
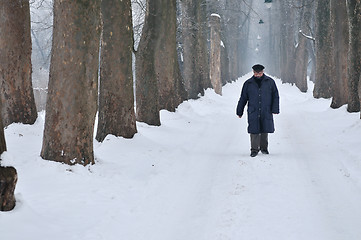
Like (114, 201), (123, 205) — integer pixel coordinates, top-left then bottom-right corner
(294, 0), (311, 93)
(346, 0), (361, 113)
(135, 0), (161, 126)
(96, 0), (137, 142)
(0, 117), (6, 155)
(136, 0), (186, 126)
(0, 0), (37, 127)
(154, 0), (187, 111)
(210, 14), (222, 95)
(222, 0), (240, 81)
(279, 1), (296, 84)
(314, 0), (333, 98)
(268, 0), (282, 77)
(330, 0), (349, 108)
(41, 0), (101, 165)
(181, 0), (210, 99)
(0, 166), (17, 211)
(0, 100), (6, 154)
(295, 34), (308, 92)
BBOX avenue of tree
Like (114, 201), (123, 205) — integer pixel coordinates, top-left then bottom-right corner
(0, 0), (360, 166)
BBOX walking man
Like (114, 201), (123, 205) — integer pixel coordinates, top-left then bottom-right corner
(236, 64), (280, 157)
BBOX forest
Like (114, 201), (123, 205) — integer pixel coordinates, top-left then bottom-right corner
(0, 0), (360, 212)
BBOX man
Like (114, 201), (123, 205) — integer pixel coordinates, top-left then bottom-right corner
(236, 64), (280, 157)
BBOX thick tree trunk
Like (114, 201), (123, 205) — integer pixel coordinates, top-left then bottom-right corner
(135, 0), (161, 126)
(136, 0), (186, 126)
(181, 0), (210, 99)
(154, 0), (187, 111)
(41, 0), (101, 165)
(330, 0), (349, 108)
(314, 0), (333, 98)
(96, 0), (137, 142)
(346, 0), (361, 113)
(0, 0), (37, 127)
(0, 166), (17, 211)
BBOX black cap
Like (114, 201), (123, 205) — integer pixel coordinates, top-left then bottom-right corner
(252, 64), (265, 72)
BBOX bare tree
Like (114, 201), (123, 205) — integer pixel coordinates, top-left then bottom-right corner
(0, 0), (38, 127)
(41, 0), (101, 165)
(96, 0), (137, 142)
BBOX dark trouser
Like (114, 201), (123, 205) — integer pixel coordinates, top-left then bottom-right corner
(250, 133), (268, 152)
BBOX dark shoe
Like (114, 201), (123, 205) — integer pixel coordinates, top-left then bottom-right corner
(261, 149), (269, 154)
(250, 151), (258, 157)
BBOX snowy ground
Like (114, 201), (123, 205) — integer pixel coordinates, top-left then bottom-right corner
(1, 73), (361, 240)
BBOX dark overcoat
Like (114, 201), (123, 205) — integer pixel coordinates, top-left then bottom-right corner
(236, 74), (280, 134)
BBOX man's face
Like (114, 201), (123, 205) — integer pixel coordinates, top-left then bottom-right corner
(253, 70), (264, 78)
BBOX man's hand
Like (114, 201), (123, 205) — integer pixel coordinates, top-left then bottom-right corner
(237, 115), (242, 118)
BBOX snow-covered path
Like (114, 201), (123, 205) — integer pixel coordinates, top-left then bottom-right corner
(1, 73), (361, 240)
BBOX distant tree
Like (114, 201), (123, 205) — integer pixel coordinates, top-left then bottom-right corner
(209, 14), (222, 95)
(346, 0), (361, 114)
(313, 0), (333, 98)
(221, 0), (249, 79)
(96, 0), (137, 142)
(0, 0), (37, 127)
(136, 0), (186, 126)
(221, 0), (241, 80)
(330, 0), (349, 108)
(279, 0), (296, 84)
(180, 0), (210, 99)
(294, 0), (314, 93)
(41, 0), (101, 165)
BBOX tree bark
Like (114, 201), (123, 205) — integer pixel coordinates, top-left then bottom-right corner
(279, 1), (296, 84)
(181, 0), (210, 99)
(0, 0), (37, 127)
(314, 0), (333, 98)
(135, 0), (161, 126)
(330, 0), (349, 108)
(295, 34), (308, 92)
(154, 0), (187, 111)
(136, 0), (187, 126)
(210, 14), (222, 95)
(41, 0), (101, 165)
(96, 0), (137, 142)
(294, 0), (312, 93)
(0, 166), (17, 211)
(0, 100), (6, 154)
(346, 0), (361, 113)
